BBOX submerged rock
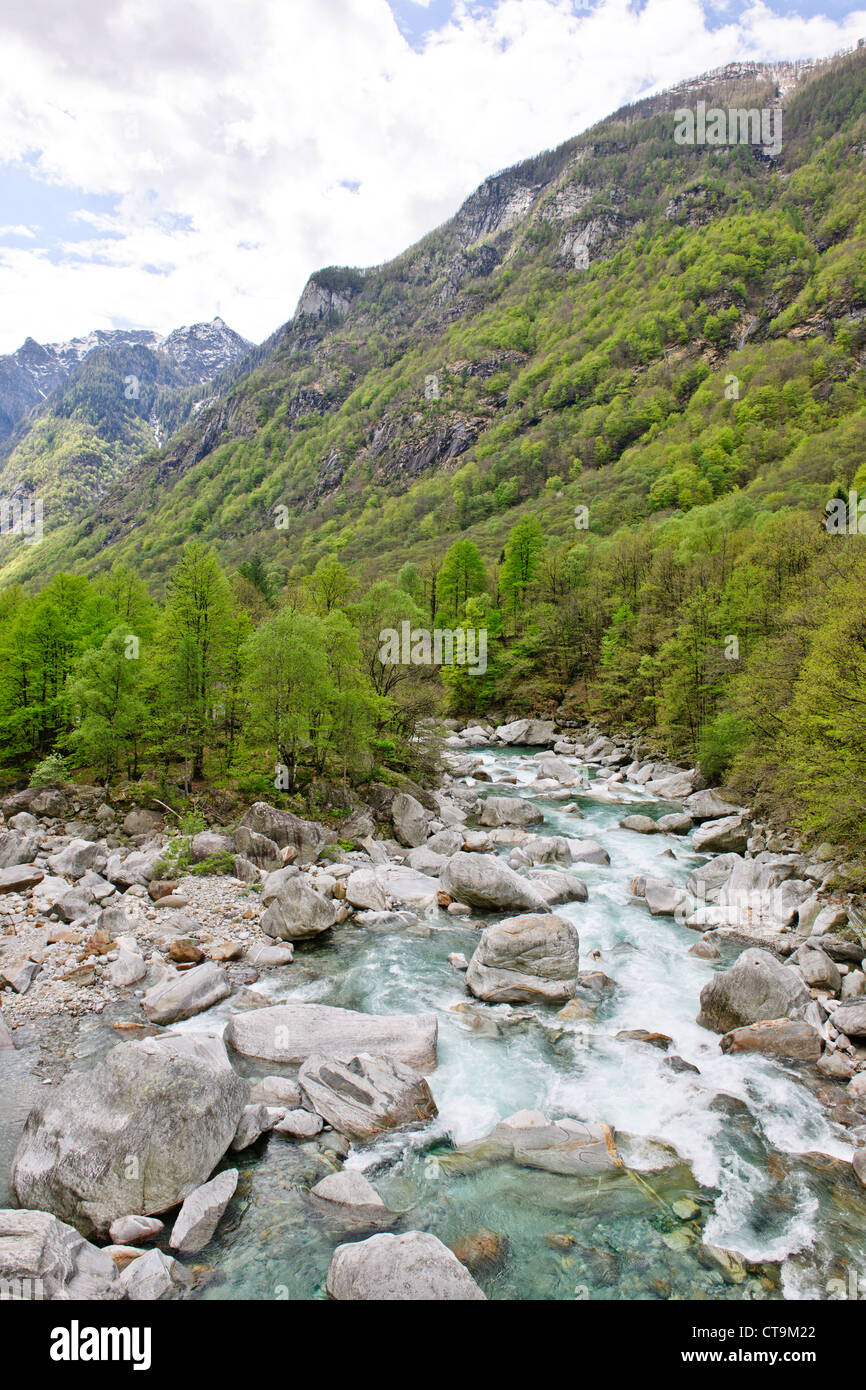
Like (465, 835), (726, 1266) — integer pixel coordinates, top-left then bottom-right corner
(450, 1227), (509, 1273)
(458, 1109), (619, 1175)
(309, 1170), (397, 1229)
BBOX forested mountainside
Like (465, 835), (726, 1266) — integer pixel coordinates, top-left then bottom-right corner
(0, 47), (865, 862)
(0, 318), (252, 514)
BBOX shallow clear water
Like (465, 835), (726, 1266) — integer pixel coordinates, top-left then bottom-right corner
(4, 745), (865, 1299)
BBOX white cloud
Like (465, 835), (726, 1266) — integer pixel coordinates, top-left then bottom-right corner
(0, 0), (863, 352)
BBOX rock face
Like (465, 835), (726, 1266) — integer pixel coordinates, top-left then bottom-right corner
(168, 1168), (238, 1254)
(11, 1035), (248, 1238)
(142, 961), (231, 1024)
(697, 949), (809, 1034)
(719, 1019), (822, 1062)
(239, 802), (335, 863)
(478, 795), (543, 828)
(326, 1231), (486, 1300)
(0, 1208), (123, 1300)
(391, 792), (429, 847)
(260, 876), (338, 941)
(298, 1052), (437, 1139)
(439, 852), (549, 913)
(466, 914), (579, 1004)
(225, 1002), (438, 1071)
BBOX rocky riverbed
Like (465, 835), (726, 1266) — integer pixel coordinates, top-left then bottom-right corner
(1, 720), (865, 1301)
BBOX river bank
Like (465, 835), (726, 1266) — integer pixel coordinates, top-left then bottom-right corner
(1, 720), (864, 1300)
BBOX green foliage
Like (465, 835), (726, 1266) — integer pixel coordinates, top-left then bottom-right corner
(29, 752), (69, 786)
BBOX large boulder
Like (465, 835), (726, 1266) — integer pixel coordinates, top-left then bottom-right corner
(298, 1052), (437, 1140)
(0, 830), (40, 870)
(104, 848), (162, 889)
(524, 868), (588, 905)
(478, 796), (543, 828)
(47, 838), (107, 879)
(644, 771), (699, 799)
(10, 1034), (248, 1238)
(693, 815), (749, 854)
(225, 1002), (438, 1071)
(466, 914), (579, 1004)
(790, 943), (842, 993)
(391, 793), (429, 848)
(190, 831), (234, 862)
(123, 809), (162, 837)
(643, 878), (691, 918)
(239, 803), (335, 864)
(0, 1208), (123, 1300)
(534, 755), (578, 784)
(718, 1019), (822, 1062)
(345, 868), (387, 911)
(232, 826), (282, 872)
(0, 865), (44, 895)
(830, 1002), (866, 1040)
(567, 838), (610, 866)
(697, 949), (809, 1034)
(494, 719), (530, 744)
(141, 962), (231, 1025)
(121, 1247), (192, 1301)
(260, 876), (338, 941)
(684, 789), (742, 822)
(326, 1231), (486, 1301)
(619, 815), (660, 835)
(517, 834), (572, 867)
(439, 852), (549, 914)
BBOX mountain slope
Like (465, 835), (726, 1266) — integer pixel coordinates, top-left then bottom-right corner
(0, 317), (252, 524)
(0, 47), (864, 591)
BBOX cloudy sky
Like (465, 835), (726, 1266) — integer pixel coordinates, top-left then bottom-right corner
(0, 0), (863, 353)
